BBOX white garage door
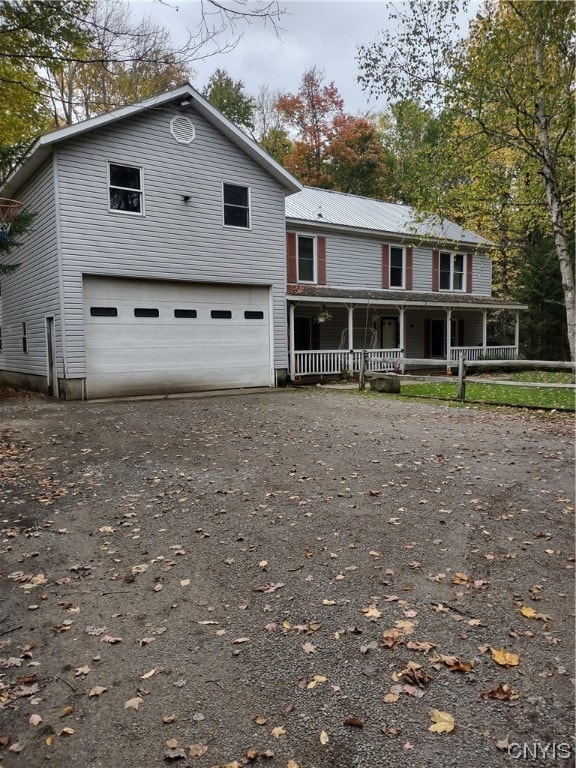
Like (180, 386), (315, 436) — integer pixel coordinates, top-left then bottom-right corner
(83, 276), (272, 398)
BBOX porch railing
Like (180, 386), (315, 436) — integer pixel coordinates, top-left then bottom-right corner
(450, 345), (517, 362)
(293, 349), (401, 377)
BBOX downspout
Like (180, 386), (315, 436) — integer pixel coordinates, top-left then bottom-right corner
(288, 303), (296, 381)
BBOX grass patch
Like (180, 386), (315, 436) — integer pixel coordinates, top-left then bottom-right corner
(401, 381), (575, 411)
(469, 370), (573, 384)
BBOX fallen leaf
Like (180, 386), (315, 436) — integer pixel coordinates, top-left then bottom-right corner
(496, 736), (511, 751)
(428, 709), (455, 734)
(253, 715), (267, 725)
(271, 726), (286, 738)
(29, 713), (42, 726)
(74, 665), (91, 677)
(88, 686), (107, 697)
(320, 730), (329, 745)
(163, 714), (177, 723)
(287, 761), (300, 768)
(232, 637), (250, 644)
(301, 641), (316, 655)
(520, 605), (537, 619)
(383, 692), (400, 703)
(344, 716), (364, 727)
(164, 747), (186, 760)
(491, 647), (520, 667)
(140, 668), (158, 679)
(101, 634), (122, 644)
(187, 743), (208, 757)
(362, 604), (382, 620)
(124, 697), (143, 710)
(166, 738), (178, 749)
(481, 683), (519, 701)
(59, 706), (74, 718)
(60, 727), (75, 736)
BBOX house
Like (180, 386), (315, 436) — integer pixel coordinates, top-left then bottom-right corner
(285, 187), (525, 380)
(0, 85), (523, 399)
(0, 83), (301, 399)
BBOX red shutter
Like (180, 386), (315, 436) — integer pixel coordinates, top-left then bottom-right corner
(287, 232), (297, 283)
(466, 254), (473, 293)
(317, 236), (327, 285)
(405, 246), (413, 290)
(432, 249), (440, 292)
(381, 244), (390, 289)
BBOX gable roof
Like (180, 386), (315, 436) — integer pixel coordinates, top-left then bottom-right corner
(2, 83), (302, 198)
(285, 187), (490, 247)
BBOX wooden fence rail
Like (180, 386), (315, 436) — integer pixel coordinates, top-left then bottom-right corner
(359, 351), (575, 400)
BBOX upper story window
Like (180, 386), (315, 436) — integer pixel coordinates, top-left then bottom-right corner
(223, 183), (250, 228)
(109, 163), (143, 214)
(297, 235), (316, 283)
(390, 246), (405, 289)
(440, 251), (465, 291)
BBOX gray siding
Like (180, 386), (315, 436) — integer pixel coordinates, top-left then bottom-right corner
(291, 229), (493, 296)
(0, 161), (61, 377)
(56, 106), (288, 376)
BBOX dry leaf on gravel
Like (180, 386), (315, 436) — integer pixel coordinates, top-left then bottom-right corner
(301, 641), (317, 654)
(187, 743), (208, 757)
(88, 686), (107, 697)
(124, 697), (143, 710)
(271, 726), (286, 738)
(428, 709), (455, 733)
(362, 604), (382, 620)
(29, 713), (42, 726)
(481, 684), (519, 701)
(320, 730), (329, 745)
(491, 647), (520, 667)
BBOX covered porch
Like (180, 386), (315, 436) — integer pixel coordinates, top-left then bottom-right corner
(287, 291), (525, 381)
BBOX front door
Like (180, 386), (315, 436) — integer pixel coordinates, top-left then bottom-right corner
(430, 319), (445, 357)
(381, 317), (398, 349)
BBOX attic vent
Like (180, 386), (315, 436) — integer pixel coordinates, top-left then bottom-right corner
(170, 116), (195, 145)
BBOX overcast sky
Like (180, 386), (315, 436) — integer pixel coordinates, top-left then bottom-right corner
(133, 0), (478, 115)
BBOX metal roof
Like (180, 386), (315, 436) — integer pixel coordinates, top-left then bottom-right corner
(2, 83), (302, 198)
(286, 187), (490, 247)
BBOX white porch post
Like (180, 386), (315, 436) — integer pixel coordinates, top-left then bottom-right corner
(482, 309), (488, 351)
(398, 306), (406, 373)
(288, 302), (296, 381)
(347, 304), (355, 372)
(514, 310), (520, 359)
(445, 307), (452, 365)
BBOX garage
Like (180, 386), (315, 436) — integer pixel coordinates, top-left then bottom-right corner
(83, 276), (273, 398)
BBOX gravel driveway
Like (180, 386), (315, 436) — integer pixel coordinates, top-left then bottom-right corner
(0, 388), (574, 768)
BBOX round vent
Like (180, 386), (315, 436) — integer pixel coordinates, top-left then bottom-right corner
(170, 116), (195, 145)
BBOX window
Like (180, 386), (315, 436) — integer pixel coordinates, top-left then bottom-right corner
(174, 309), (197, 318)
(244, 311), (264, 320)
(223, 184), (250, 228)
(90, 307), (118, 317)
(390, 246), (405, 288)
(297, 235), (316, 283)
(109, 163), (143, 214)
(211, 310), (232, 319)
(134, 308), (159, 317)
(440, 252), (466, 291)
(22, 322), (27, 353)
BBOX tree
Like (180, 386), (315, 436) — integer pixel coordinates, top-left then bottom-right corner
(46, 1), (192, 124)
(0, 0), (285, 179)
(276, 67), (344, 187)
(358, 0), (575, 360)
(324, 114), (390, 197)
(203, 68), (254, 131)
(0, 208), (35, 275)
